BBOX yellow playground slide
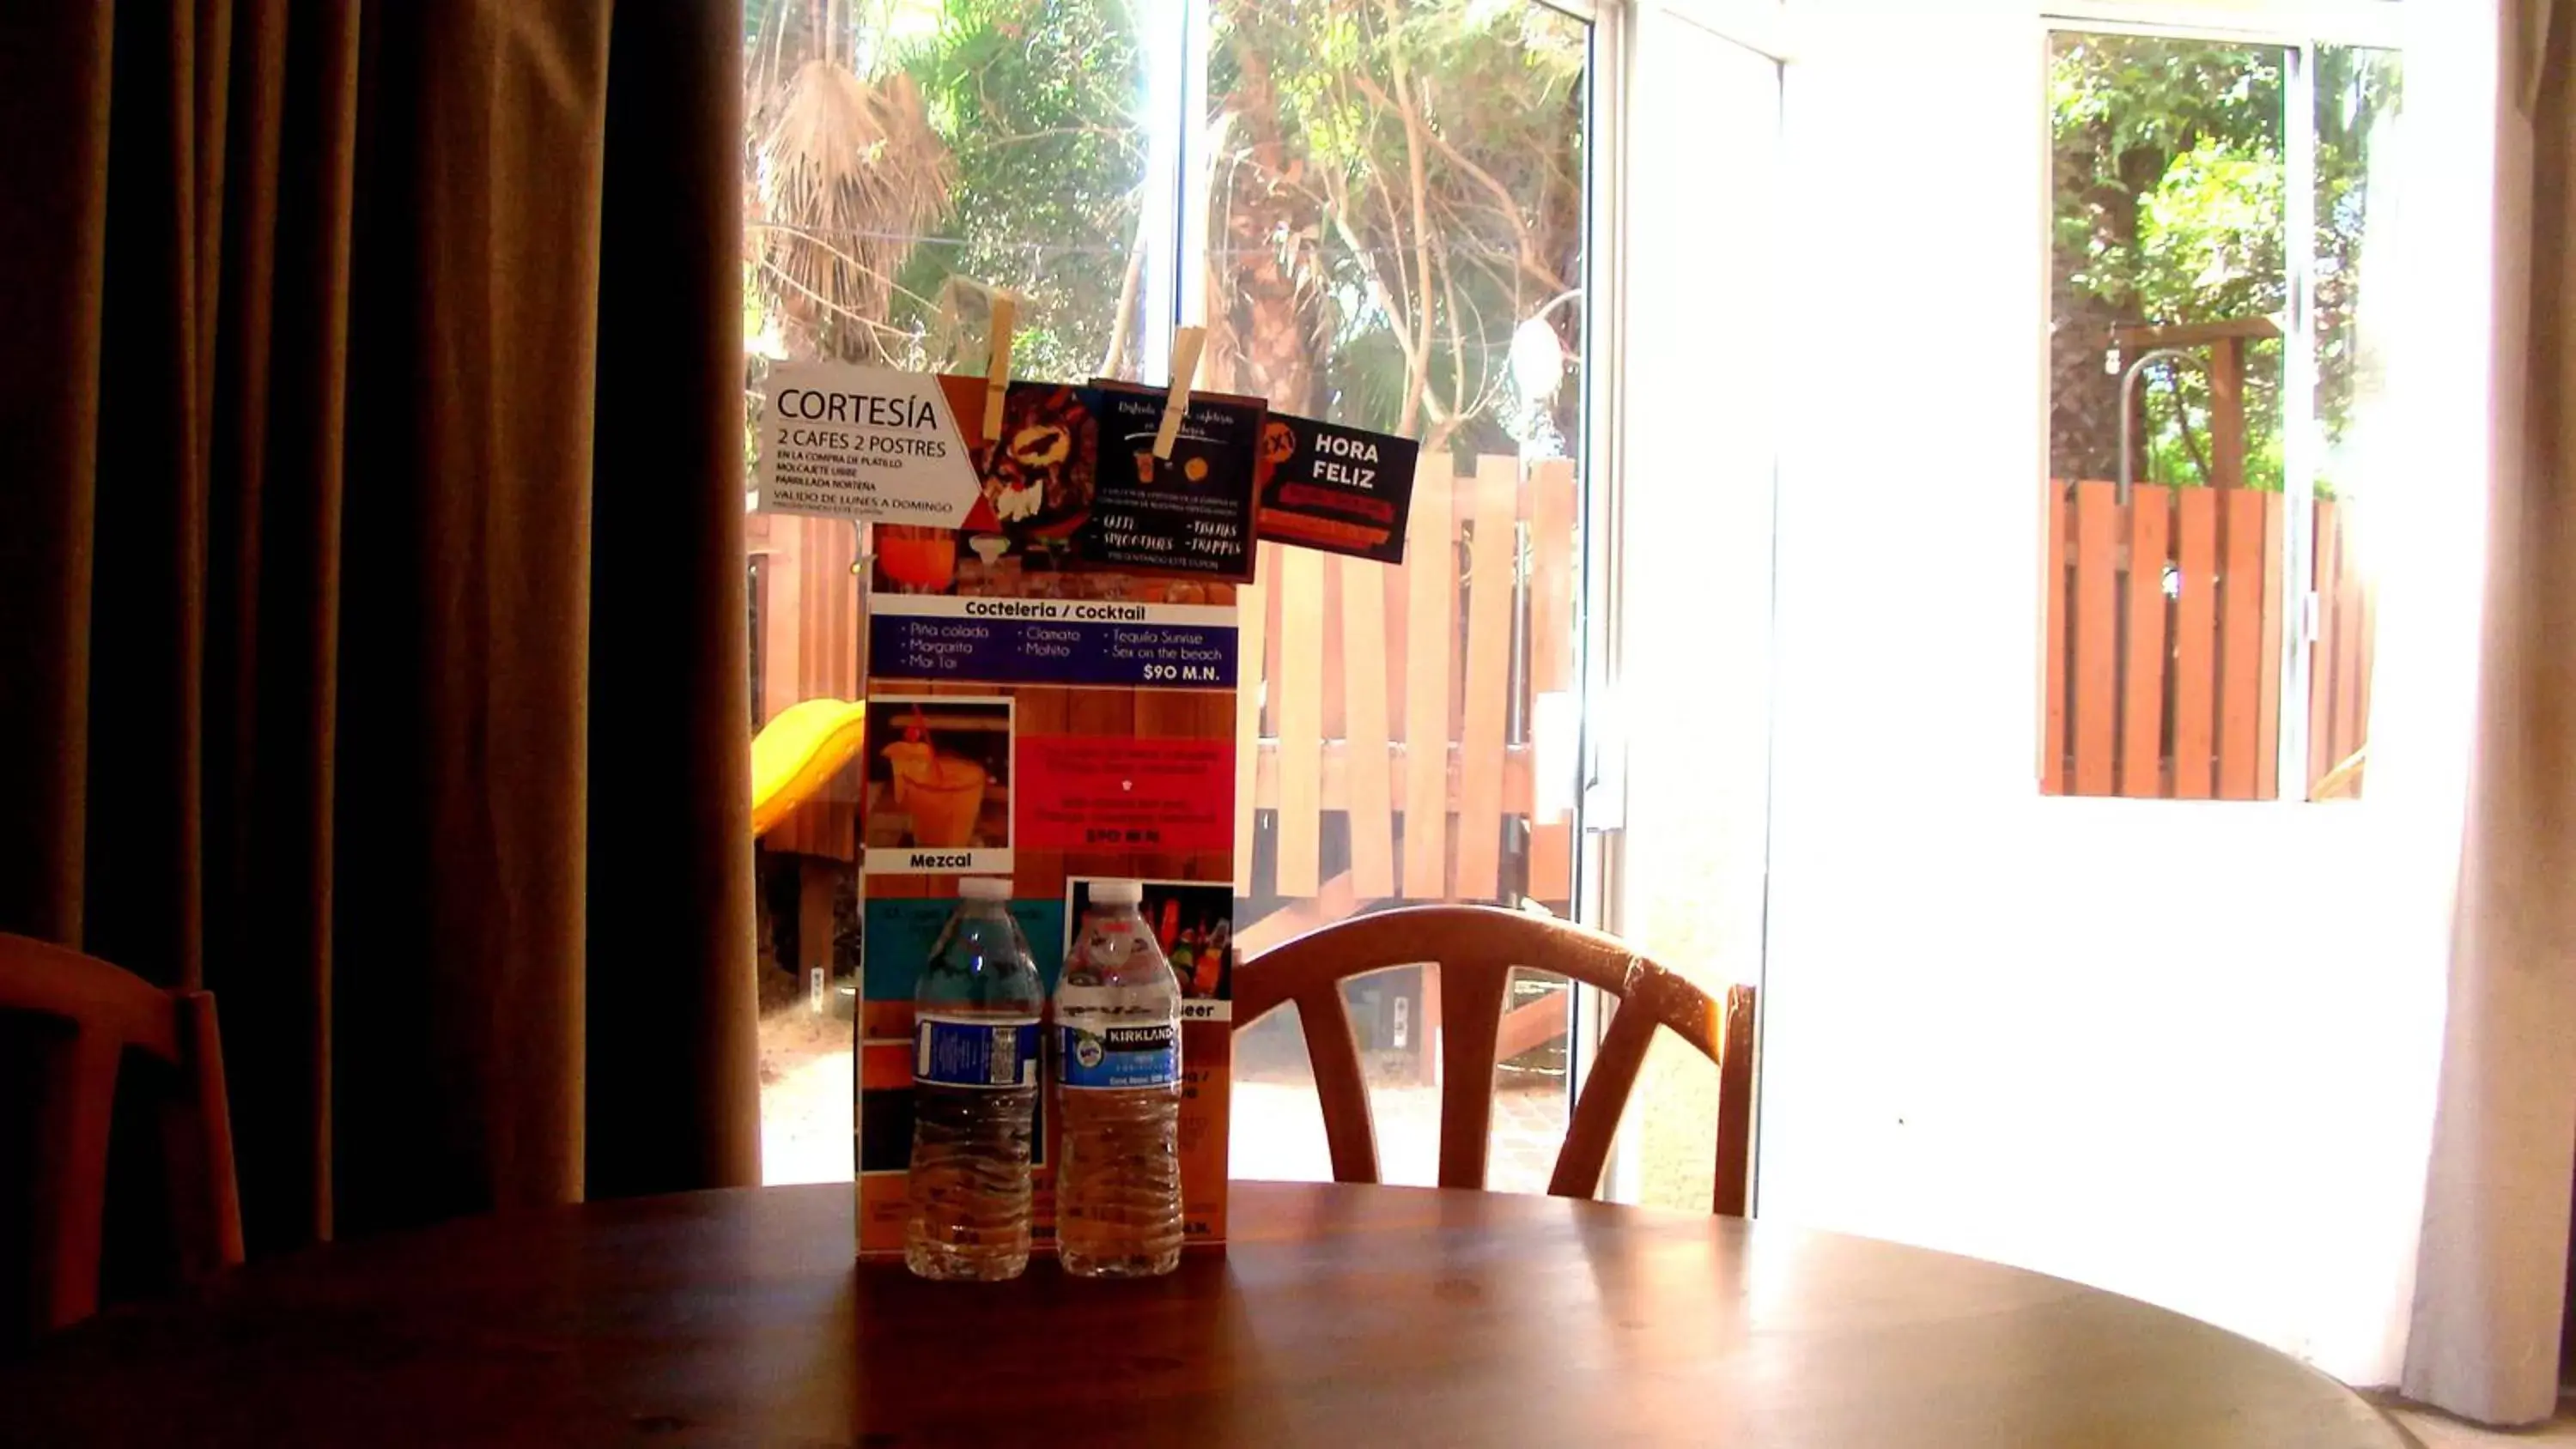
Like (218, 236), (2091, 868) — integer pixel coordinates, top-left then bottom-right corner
(750, 697), (870, 837)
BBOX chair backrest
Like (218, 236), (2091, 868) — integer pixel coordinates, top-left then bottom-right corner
(0, 934), (242, 1343)
(1235, 906), (1758, 1214)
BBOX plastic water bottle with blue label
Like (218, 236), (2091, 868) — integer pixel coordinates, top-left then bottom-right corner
(1054, 879), (1184, 1277)
(905, 876), (1044, 1281)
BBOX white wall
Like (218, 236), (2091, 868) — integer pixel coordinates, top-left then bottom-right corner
(1619, 0), (2491, 1385)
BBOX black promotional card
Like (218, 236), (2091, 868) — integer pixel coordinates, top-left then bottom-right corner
(1254, 414), (1420, 565)
(1072, 385), (1266, 583)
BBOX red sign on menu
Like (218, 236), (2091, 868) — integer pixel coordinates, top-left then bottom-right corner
(1016, 736), (1234, 852)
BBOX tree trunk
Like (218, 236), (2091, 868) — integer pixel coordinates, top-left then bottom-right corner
(1212, 21), (1318, 415)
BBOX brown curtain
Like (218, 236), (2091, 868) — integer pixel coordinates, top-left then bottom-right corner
(0, 0), (758, 1259)
(2403, 0), (2576, 1426)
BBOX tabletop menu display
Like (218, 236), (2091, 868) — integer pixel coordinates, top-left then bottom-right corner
(752, 358), (1424, 1260)
(853, 373), (1240, 1261)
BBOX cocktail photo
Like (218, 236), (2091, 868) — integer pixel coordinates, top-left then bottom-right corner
(1066, 878), (1235, 1004)
(860, 695), (1014, 875)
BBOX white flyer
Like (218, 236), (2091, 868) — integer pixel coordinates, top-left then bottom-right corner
(755, 362), (981, 525)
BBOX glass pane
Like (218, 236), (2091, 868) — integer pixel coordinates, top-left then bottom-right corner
(1230, 1000), (1335, 1180)
(1231, 966), (1437, 1185)
(2049, 34), (2288, 490)
(745, 0), (1154, 379)
(1212, 0), (1592, 1184)
(1229, 963), (1571, 1192)
(1613, 17), (1777, 1211)
(1203, 0), (1587, 448)
(1488, 967), (1571, 1195)
(2038, 33), (2393, 804)
(2041, 34), (2293, 800)
(745, 0), (1155, 1185)
(2305, 46), (2399, 800)
(1211, 0), (1588, 911)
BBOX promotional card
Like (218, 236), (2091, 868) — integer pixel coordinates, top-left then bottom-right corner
(1253, 413), (1422, 564)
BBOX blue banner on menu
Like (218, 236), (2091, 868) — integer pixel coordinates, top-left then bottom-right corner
(867, 595), (1238, 688)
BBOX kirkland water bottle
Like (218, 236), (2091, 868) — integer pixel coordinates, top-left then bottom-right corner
(1054, 880), (1184, 1277)
(905, 877), (1044, 1282)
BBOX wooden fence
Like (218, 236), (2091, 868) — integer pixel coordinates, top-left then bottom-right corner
(1234, 452), (1582, 949)
(2042, 479), (2373, 802)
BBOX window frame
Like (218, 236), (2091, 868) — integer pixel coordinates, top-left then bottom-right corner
(1589, 2), (1790, 1206)
(2040, 1), (2403, 50)
(2037, 11), (2397, 802)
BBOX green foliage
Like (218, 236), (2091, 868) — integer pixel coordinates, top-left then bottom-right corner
(2050, 35), (2284, 490)
(890, 0), (1150, 382)
(1206, 0), (1587, 454)
(2049, 34), (2397, 498)
(742, 0), (1588, 462)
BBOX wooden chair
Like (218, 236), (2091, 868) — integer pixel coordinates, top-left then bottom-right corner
(0, 934), (243, 1343)
(1235, 906), (1759, 1214)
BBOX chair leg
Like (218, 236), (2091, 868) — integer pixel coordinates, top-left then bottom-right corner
(34, 1030), (119, 1332)
(178, 992), (246, 1272)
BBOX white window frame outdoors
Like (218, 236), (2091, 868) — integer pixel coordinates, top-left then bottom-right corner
(1585, 0), (1790, 1205)
(2039, 0), (2405, 801)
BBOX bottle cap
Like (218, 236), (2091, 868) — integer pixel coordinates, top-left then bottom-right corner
(958, 876), (1012, 901)
(1089, 879), (1144, 906)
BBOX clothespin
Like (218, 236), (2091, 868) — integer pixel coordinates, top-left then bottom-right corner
(1154, 326), (1206, 461)
(981, 291), (1017, 444)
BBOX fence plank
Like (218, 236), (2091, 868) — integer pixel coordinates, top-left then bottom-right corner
(1402, 458), (1457, 898)
(2334, 505), (2366, 777)
(2172, 488), (2217, 799)
(1253, 740), (1539, 815)
(2308, 501), (2342, 791)
(1275, 546), (1327, 898)
(2044, 480), (2069, 794)
(2217, 489), (2265, 800)
(2256, 492), (2285, 800)
(2073, 481), (2119, 796)
(1526, 459), (1578, 901)
(1528, 460), (1577, 691)
(2354, 568), (2376, 779)
(2120, 485), (2171, 797)
(1232, 566), (1269, 893)
(1340, 555), (1397, 900)
(770, 517), (864, 858)
(1455, 456), (1519, 900)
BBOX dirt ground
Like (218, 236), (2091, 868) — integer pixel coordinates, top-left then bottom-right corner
(757, 970), (856, 1185)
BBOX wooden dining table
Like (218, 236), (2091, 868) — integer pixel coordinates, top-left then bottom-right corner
(4, 1180), (2404, 1446)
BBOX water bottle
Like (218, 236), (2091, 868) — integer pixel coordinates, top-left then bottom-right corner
(1054, 880), (1184, 1277)
(905, 876), (1044, 1281)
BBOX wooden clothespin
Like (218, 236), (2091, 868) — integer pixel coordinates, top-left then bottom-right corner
(1153, 325), (1206, 461)
(981, 291), (1017, 444)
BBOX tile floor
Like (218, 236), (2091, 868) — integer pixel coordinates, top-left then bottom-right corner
(2375, 1394), (2576, 1447)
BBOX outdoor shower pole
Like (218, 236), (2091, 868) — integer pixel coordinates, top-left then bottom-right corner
(2115, 346), (2207, 505)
